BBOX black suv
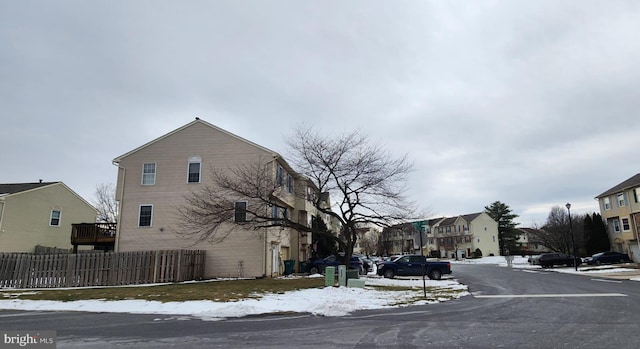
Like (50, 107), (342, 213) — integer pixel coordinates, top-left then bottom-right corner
(538, 253), (580, 268)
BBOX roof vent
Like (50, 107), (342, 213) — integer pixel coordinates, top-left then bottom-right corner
(195, 117), (200, 120)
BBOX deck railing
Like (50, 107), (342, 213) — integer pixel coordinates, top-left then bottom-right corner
(71, 223), (117, 245)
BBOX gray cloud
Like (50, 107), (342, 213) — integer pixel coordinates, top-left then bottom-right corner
(2, 1), (639, 225)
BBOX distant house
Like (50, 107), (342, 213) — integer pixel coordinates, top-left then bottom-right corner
(0, 182), (97, 253)
(431, 212), (500, 258)
(595, 173), (640, 261)
(381, 213), (500, 259)
(112, 118), (323, 278)
(515, 227), (551, 254)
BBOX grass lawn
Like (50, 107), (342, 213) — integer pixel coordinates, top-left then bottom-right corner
(0, 277), (326, 303)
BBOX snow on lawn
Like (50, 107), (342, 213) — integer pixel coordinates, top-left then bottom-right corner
(0, 277), (468, 320)
(452, 255), (640, 278)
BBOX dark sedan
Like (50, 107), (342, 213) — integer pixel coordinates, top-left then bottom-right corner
(587, 251), (631, 265)
(538, 253), (580, 268)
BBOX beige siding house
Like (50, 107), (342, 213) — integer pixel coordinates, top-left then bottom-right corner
(0, 182), (97, 252)
(113, 118), (318, 278)
(432, 212), (500, 258)
(595, 173), (640, 261)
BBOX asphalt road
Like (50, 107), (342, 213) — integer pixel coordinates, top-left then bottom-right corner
(1, 264), (639, 348)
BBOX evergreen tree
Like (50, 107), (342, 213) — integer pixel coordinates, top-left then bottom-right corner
(583, 213), (596, 255)
(485, 201), (520, 255)
(591, 213), (610, 254)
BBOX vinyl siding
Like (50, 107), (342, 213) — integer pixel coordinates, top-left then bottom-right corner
(115, 121), (293, 278)
(0, 184), (97, 252)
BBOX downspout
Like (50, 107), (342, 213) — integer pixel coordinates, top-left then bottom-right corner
(112, 161), (126, 252)
(0, 201), (5, 233)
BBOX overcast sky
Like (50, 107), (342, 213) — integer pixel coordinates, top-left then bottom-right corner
(2, 1), (639, 227)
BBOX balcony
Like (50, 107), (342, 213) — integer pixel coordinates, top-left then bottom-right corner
(71, 223), (116, 252)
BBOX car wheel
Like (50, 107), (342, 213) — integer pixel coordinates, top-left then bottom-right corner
(309, 266), (320, 274)
(383, 269), (395, 279)
(595, 260), (601, 266)
(428, 269), (442, 280)
(620, 259), (627, 264)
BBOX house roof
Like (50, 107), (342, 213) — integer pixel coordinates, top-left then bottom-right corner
(112, 117), (282, 164)
(595, 173), (640, 198)
(433, 212), (484, 226)
(0, 182), (96, 211)
(0, 182), (58, 196)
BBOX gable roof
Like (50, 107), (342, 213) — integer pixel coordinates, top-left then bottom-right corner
(596, 173), (640, 198)
(112, 117), (282, 164)
(0, 182), (58, 196)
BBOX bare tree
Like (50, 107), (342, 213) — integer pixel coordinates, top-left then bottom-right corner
(94, 183), (118, 223)
(527, 206), (586, 255)
(175, 126), (417, 264)
(287, 126), (417, 263)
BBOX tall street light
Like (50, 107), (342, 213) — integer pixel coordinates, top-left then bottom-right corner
(566, 203), (578, 271)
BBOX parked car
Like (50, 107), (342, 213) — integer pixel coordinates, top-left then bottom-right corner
(537, 253), (580, 268)
(528, 255), (541, 265)
(586, 251), (631, 265)
(353, 254), (373, 274)
(307, 255), (363, 274)
(376, 254), (452, 280)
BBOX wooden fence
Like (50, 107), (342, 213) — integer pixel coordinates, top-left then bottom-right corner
(0, 250), (205, 289)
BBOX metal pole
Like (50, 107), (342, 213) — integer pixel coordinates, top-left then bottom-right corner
(566, 203), (577, 271)
(419, 228), (426, 298)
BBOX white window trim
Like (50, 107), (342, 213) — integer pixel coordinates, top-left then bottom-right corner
(138, 204), (153, 227)
(622, 217), (630, 231)
(603, 197), (611, 210)
(612, 219), (621, 233)
(617, 193), (626, 207)
(187, 156), (202, 184)
(142, 162), (157, 185)
(49, 210), (61, 227)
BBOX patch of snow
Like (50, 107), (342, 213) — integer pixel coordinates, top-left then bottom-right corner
(0, 277), (468, 319)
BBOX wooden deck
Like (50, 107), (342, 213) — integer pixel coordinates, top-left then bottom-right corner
(71, 223), (117, 251)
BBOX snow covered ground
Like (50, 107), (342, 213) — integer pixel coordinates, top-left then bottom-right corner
(1, 255), (636, 319)
(0, 274), (467, 320)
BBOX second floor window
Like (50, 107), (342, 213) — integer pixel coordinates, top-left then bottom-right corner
(617, 193), (625, 207)
(235, 201), (247, 222)
(276, 165), (284, 186)
(286, 174), (293, 193)
(188, 156), (201, 183)
(142, 163), (156, 185)
(603, 197), (611, 210)
(50, 210), (61, 226)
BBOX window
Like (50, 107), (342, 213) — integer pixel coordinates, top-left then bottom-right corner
(271, 205), (287, 221)
(276, 165), (284, 186)
(138, 205), (153, 227)
(612, 219), (621, 233)
(187, 156), (201, 183)
(286, 174), (293, 193)
(235, 201), (247, 222)
(622, 218), (630, 231)
(142, 163), (156, 185)
(49, 210), (61, 226)
(634, 188), (639, 203)
(617, 193), (625, 207)
(603, 197), (611, 210)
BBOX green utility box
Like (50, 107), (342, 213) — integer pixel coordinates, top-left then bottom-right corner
(299, 261), (307, 273)
(325, 266), (336, 287)
(346, 269), (359, 280)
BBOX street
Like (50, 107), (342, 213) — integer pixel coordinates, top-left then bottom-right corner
(1, 264), (639, 348)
